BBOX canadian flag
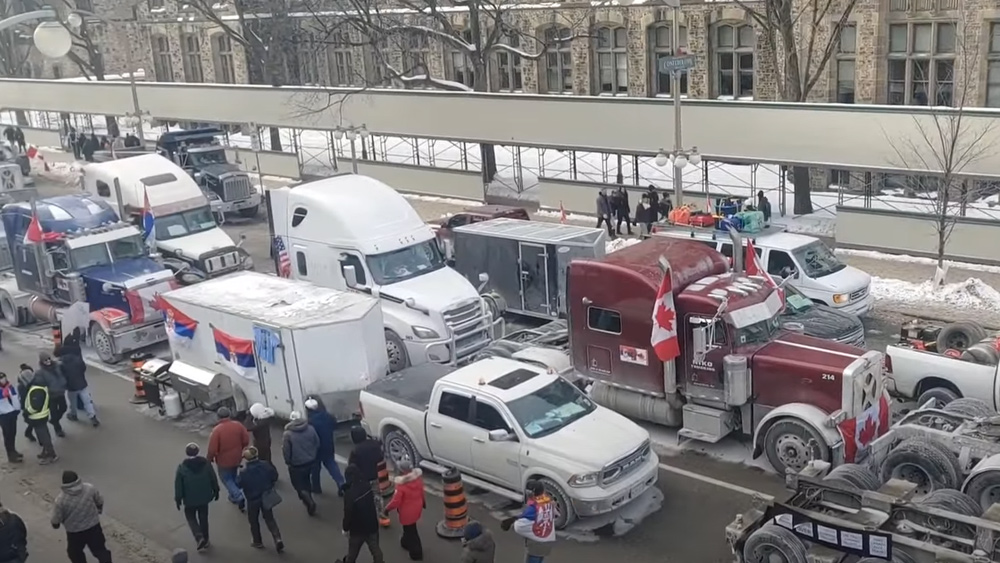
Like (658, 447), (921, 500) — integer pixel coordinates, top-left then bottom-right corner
(746, 239), (784, 304)
(837, 393), (891, 463)
(24, 213), (61, 244)
(650, 258), (680, 361)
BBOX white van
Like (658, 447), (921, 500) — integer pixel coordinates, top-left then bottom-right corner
(654, 227), (873, 315)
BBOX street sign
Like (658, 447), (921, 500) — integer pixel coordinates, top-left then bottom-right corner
(658, 55), (696, 74)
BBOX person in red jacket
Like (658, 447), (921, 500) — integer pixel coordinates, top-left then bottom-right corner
(383, 459), (425, 561)
(206, 407), (250, 511)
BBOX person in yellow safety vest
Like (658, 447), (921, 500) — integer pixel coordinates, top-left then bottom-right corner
(24, 381), (57, 464)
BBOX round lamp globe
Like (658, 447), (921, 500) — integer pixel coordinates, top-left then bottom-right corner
(33, 22), (73, 59)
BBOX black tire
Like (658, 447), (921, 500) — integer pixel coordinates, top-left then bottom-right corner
(763, 419), (831, 475)
(916, 488), (983, 517)
(937, 321), (987, 351)
(943, 397), (994, 419)
(742, 523), (808, 563)
(536, 476), (576, 530)
(963, 469), (1000, 512)
(384, 428), (420, 472)
(384, 330), (410, 373)
(916, 386), (960, 409)
(0, 292), (15, 327)
(823, 463), (881, 491)
(967, 343), (999, 366)
(238, 205), (259, 218)
(880, 437), (960, 494)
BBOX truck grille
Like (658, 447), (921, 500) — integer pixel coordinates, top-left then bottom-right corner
(222, 175), (252, 202)
(443, 299), (490, 360)
(204, 250), (242, 275)
(601, 440), (651, 486)
(836, 327), (866, 348)
(849, 286), (869, 302)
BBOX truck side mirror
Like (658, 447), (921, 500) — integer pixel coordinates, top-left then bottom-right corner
(488, 429), (517, 442)
(692, 325), (708, 355)
(101, 282), (114, 293)
(343, 265), (359, 289)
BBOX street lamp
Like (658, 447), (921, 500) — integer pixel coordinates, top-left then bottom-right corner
(655, 147), (701, 170)
(334, 125), (370, 173)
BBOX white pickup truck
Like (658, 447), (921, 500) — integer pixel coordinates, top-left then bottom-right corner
(885, 344), (1000, 411)
(359, 357), (658, 529)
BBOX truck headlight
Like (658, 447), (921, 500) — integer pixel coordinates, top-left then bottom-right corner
(412, 326), (439, 340)
(109, 316), (130, 329)
(568, 472), (599, 487)
(832, 293), (848, 304)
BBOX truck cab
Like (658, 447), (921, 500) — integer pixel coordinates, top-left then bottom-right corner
(82, 154), (251, 284)
(155, 128), (259, 218)
(569, 237), (887, 473)
(267, 173), (502, 372)
(1, 195), (176, 363)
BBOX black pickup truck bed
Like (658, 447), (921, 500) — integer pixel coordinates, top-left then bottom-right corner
(363, 363), (457, 411)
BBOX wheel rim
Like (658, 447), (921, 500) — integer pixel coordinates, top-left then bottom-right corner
(0, 297), (13, 322)
(386, 340), (405, 371)
(542, 485), (568, 528)
(892, 463), (932, 495)
(93, 330), (112, 360)
(386, 436), (412, 467)
(981, 484), (1000, 509)
(750, 545), (792, 563)
(946, 333), (970, 350)
(775, 433), (812, 472)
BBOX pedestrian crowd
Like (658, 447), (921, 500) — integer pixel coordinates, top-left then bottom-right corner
(597, 185), (675, 238)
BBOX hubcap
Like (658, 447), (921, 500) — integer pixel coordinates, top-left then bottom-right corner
(983, 485), (1000, 509)
(947, 334), (970, 350)
(775, 433), (811, 472)
(387, 437), (411, 467)
(94, 331), (112, 358)
(893, 463), (932, 495)
(386, 341), (404, 371)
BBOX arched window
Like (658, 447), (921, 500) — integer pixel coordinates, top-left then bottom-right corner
(212, 34), (235, 83)
(543, 26), (572, 93)
(494, 30), (523, 91)
(327, 31), (356, 86)
(714, 24), (755, 98)
(649, 24), (687, 96)
(181, 33), (204, 83)
(297, 32), (320, 85)
(151, 35), (173, 82)
(447, 30), (476, 88)
(593, 26), (628, 94)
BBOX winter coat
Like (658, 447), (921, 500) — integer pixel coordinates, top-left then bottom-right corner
(0, 508), (27, 562)
(614, 189), (630, 217)
(757, 195), (772, 221)
(0, 382), (20, 416)
(282, 418), (320, 467)
(35, 362), (66, 394)
(461, 529), (496, 563)
(595, 193), (611, 218)
(236, 459), (279, 502)
(174, 456), (220, 508)
(306, 407), (336, 457)
(635, 201), (652, 225)
(51, 478), (103, 533)
(55, 346), (88, 392)
(342, 466), (379, 536)
(244, 418), (272, 462)
(348, 426), (384, 482)
(207, 419), (250, 469)
(384, 469), (425, 526)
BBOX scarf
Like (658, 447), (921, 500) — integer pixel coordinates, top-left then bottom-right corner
(0, 384), (13, 401)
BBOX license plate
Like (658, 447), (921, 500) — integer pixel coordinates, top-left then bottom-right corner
(629, 481), (646, 499)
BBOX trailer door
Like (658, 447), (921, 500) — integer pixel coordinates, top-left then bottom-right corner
(518, 242), (550, 315)
(252, 323), (293, 412)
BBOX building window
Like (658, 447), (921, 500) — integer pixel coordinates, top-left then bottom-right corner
(296, 33), (320, 85)
(148, 0), (164, 8)
(212, 34), (235, 83)
(447, 30), (475, 88)
(835, 25), (856, 103)
(401, 33), (430, 88)
(986, 23), (1000, 107)
(543, 26), (572, 93)
(887, 22), (955, 106)
(495, 31), (523, 92)
(181, 33), (204, 83)
(715, 24), (755, 99)
(593, 26), (628, 95)
(364, 42), (386, 86)
(151, 35), (173, 81)
(649, 24), (688, 96)
(326, 32), (355, 86)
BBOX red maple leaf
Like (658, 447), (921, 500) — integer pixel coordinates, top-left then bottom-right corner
(857, 415), (878, 447)
(655, 303), (676, 332)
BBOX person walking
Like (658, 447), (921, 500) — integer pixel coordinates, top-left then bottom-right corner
(0, 372), (23, 464)
(501, 481), (556, 563)
(595, 190), (614, 237)
(236, 446), (284, 552)
(756, 190), (772, 224)
(36, 352), (68, 438)
(338, 464), (385, 563)
(383, 459), (425, 561)
(305, 397), (345, 495)
(22, 372), (56, 464)
(0, 499), (28, 563)
(461, 521), (496, 563)
(614, 186), (633, 236)
(57, 332), (99, 427)
(16, 366), (34, 445)
(206, 407), (248, 511)
(635, 194), (653, 237)
(51, 470), (112, 563)
(245, 403), (274, 463)
(282, 410), (318, 515)
(348, 426), (388, 523)
(174, 443), (219, 551)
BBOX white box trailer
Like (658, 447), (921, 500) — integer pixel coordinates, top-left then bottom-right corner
(161, 271), (388, 421)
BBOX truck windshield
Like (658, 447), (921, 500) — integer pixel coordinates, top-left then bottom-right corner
(71, 235), (146, 269)
(791, 241), (846, 278)
(366, 239), (445, 285)
(189, 149), (227, 166)
(735, 314), (782, 346)
(506, 378), (597, 439)
(154, 206), (218, 241)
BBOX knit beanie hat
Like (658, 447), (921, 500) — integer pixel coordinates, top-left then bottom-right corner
(243, 446), (258, 461)
(304, 398), (319, 410)
(171, 548), (189, 563)
(185, 443), (199, 457)
(463, 520), (483, 541)
(289, 410), (302, 421)
(217, 406), (231, 419)
(62, 470), (79, 485)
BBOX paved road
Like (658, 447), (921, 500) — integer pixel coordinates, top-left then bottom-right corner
(0, 329), (786, 563)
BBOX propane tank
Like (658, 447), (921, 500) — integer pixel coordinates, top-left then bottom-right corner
(28, 296), (61, 323)
(162, 391), (183, 419)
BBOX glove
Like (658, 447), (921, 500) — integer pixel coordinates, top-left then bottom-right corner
(176, 502), (181, 511)
(500, 516), (517, 532)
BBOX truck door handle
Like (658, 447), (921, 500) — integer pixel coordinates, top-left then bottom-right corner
(473, 437), (485, 443)
(429, 422), (442, 429)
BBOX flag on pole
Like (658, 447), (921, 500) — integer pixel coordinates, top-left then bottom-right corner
(837, 393), (891, 463)
(273, 235), (291, 278)
(141, 188), (155, 246)
(650, 258), (680, 361)
(559, 201), (567, 224)
(24, 212), (61, 244)
(213, 327), (256, 377)
(746, 239), (783, 303)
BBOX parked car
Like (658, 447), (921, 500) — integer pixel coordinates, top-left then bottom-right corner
(779, 284), (866, 347)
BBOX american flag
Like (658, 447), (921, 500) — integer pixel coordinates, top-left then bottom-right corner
(273, 235), (291, 278)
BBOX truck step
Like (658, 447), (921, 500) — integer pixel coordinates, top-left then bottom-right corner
(418, 460), (524, 503)
(678, 403), (736, 444)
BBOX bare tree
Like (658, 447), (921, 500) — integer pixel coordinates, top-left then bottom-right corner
(0, 1), (34, 125)
(884, 19), (996, 275)
(735, 0), (860, 215)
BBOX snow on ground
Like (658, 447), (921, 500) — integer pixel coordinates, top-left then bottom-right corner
(871, 276), (1000, 311)
(400, 193), (480, 207)
(837, 248), (1000, 275)
(606, 237), (643, 254)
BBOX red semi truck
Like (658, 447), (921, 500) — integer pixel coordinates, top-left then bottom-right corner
(564, 237), (887, 474)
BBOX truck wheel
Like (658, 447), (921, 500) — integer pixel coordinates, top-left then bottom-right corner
(742, 523), (808, 563)
(384, 428), (420, 472)
(858, 551), (916, 563)
(385, 330), (410, 373)
(916, 386), (960, 409)
(963, 469), (1000, 512)
(936, 321), (987, 351)
(0, 292), (19, 327)
(238, 205), (259, 218)
(823, 463), (881, 491)
(961, 343), (999, 366)
(89, 324), (122, 364)
(880, 437), (960, 494)
(916, 488), (983, 517)
(536, 477), (576, 530)
(943, 397), (994, 418)
(763, 419), (830, 475)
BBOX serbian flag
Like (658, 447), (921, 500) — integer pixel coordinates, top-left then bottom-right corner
(213, 327), (256, 376)
(837, 392), (891, 463)
(152, 295), (198, 344)
(746, 239), (784, 304)
(24, 213), (61, 244)
(141, 189), (155, 245)
(650, 257), (680, 361)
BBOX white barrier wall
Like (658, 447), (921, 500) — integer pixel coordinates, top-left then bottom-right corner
(355, 161), (483, 200)
(225, 148), (301, 180)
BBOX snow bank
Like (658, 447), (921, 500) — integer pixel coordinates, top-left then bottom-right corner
(606, 237), (642, 254)
(837, 249), (1000, 275)
(37, 160), (82, 185)
(400, 193), (480, 207)
(871, 276), (1000, 311)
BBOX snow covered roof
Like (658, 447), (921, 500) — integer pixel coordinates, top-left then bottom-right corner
(164, 271), (377, 329)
